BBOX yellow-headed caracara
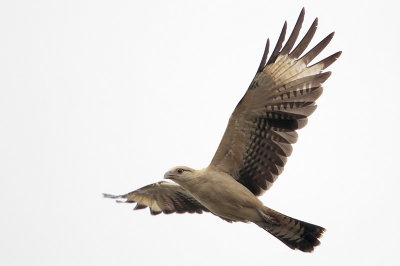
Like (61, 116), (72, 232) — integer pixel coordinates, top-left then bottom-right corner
(104, 8), (341, 252)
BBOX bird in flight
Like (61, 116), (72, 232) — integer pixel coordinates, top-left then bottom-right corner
(104, 8), (341, 253)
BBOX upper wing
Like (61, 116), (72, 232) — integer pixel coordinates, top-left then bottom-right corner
(103, 181), (209, 215)
(209, 8), (341, 196)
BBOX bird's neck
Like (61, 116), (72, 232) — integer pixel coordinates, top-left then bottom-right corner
(177, 169), (208, 192)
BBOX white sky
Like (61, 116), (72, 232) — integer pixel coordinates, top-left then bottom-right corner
(1, 0), (399, 265)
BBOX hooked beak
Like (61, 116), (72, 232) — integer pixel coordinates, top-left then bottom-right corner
(164, 171), (175, 180)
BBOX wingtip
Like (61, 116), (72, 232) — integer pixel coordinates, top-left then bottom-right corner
(134, 203), (147, 210)
(150, 209), (162, 215)
(326, 32), (335, 41)
(317, 71), (332, 84)
(257, 38), (271, 73)
(313, 17), (319, 27)
(103, 193), (130, 203)
(103, 193), (119, 199)
(297, 8), (305, 25)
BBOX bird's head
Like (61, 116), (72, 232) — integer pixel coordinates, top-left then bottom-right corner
(164, 166), (196, 184)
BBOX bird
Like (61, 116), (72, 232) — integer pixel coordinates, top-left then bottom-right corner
(104, 8), (341, 253)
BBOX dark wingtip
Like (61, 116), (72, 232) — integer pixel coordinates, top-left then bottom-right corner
(317, 51), (342, 70)
(257, 38), (270, 73)
(301, 32), (335, 65)
(289, 17), (319, 59)
(280, 9), (305, 55)
(134, 203), (147, 210)
(317, 71), (332, 83)
(150, 209), (162, 215)
(267, 21), (287, 65)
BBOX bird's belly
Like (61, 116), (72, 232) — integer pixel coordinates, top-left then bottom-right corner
(202, 200), (260, 222)
(188, 179), (263, 222)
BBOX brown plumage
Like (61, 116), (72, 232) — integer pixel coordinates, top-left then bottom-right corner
(104, 181), (208, 215)
(104, 8), (341, 252)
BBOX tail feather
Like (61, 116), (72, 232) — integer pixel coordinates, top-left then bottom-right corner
(256, 207), (325, 252)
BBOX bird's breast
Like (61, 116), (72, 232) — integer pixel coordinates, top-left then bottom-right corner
(183, 172), (263, 222)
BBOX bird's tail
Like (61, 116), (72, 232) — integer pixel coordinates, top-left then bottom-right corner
(255, 207), (325, 252)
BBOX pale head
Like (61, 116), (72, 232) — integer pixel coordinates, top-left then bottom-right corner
(164, 166), (197, 183)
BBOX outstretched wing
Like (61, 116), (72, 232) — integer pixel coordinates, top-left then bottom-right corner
(104, 181), (209, 215)
(210, 8), (341, 196)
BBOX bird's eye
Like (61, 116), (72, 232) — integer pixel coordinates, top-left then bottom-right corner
(177, 169), (184, 174)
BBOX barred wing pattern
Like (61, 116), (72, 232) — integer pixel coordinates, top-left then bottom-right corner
(103, 181), (209, 215)
(210, 8), (341, 196)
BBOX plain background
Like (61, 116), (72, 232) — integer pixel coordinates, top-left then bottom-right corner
(1, 0), (399, 265)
